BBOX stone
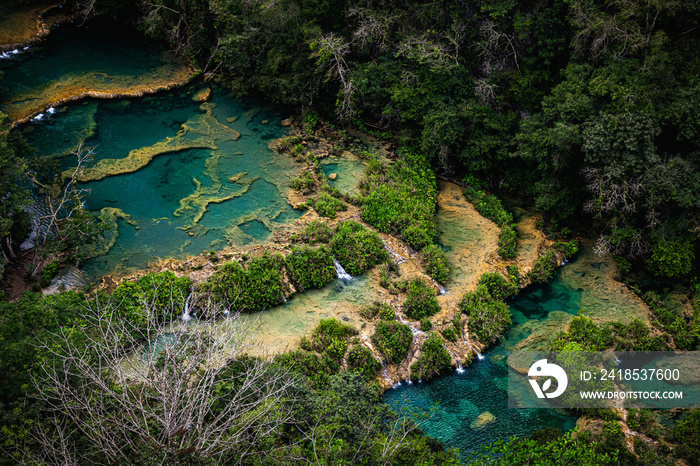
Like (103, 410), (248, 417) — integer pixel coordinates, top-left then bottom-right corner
(261, 119), (269, 125)
(329, 173), (337, 180)
(470, 411), (495, 429)
(281, 118), (292, 127)
(192, 87), (212, 102)
(227, 116), (239, 123)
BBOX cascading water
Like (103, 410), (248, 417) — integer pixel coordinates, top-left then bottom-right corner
(432, 278), (447, 295)
(394, 309), (424, 336)
(443, 342), (465, 373)
(383, 242), (406, 265)
(181, 292), (193, 322)
(333, 258), (353, 280)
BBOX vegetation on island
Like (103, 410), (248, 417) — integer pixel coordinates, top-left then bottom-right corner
(402, 276), (441, 320)
(371, 320), (413, 365)
(410, 332), (453, 381)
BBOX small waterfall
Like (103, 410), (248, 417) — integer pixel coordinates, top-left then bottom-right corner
(443, 343), (464, 373)
(477, 352), (485, 360)
(281, 293), (287, 303)
(432, 278), (447, 295)
(181, 292), (193, 322)
(383, 242), (406, 265)
(395, 310), (423, 336)
(333, 258), (352, 280)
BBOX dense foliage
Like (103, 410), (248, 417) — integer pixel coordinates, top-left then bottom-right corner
(410, 332), (452, 381)
(464, 187), (518, 259)
(209, 253), (285, 312)
(459, 284), (512, 345)
(285, 245), (335, 291)
(371, 320), (413, 365)
(330, 220), (388, 275)
(402, 277), (440, 320)
(421, 244), (451, 285)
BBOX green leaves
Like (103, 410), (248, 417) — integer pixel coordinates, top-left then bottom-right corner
(403, 277), (440, 319)
(371, 321), (413, 365)
(330, 220), (388, 276)
(285, 245), (335, 292)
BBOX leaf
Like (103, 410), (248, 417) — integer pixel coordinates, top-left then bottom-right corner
(542, 378), (552, 392)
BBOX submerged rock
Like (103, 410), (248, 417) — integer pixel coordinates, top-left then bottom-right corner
(470, 411), (496, 429)
(192, 87), (212, 102)
(329, 173), (337, 180)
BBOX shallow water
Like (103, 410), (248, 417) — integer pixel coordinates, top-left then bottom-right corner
(0, 21), (191, 122)
(25, 85), (302, 279)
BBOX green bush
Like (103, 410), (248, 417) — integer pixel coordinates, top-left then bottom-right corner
(291, 220), (333, 243)
(498, 225), (518, 259)
(478, 272), (518, 300)
(359, 301), (394, 320)
(360, 158), (437, 250)
(112, 271), (192, 324)
(277, 349), (335, 390)
(528, 251), (558, 284)
(40, 260), (60, 288)
(371, 321), (413, 364)
(554, 240), (579, 259)
(347, 346), (381, 381)
(459, 285), (511, 345)
(421, 244), (450, 285)
(292, 171), (316, 194)
(464, 187), (519, 259)
(440, 326), (458, 342)
(208, 253), (285, 312)
(420, 317), (433, 331)
(308, 318), (358, 351)
(330, 220), (388, 275)
(403, 277), (440, 319)
(307, 192), (347, 218)
(410, 333), (452, 381)
(285, 245), (335, 291)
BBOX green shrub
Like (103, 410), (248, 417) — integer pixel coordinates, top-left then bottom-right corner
(464, 187), (519, 259)
(421, 244), (450, 285)
(371, 321), (413, 364)
(459, 285), (511, 345)
(347, 346), (381, 381)
(440, 327), (458, 342)
(498, 225), (518, 259)
(403, 277), (440, 319)
(291, 219), (333, 243)
(277, 349), (335, 390)
(292, 171), (316, 194)
(506, 265), (521, 286)
(209, 253), (285, 312)
(40, 260), (60, 287)
(554, 240), (579, 259)
(112, 271), (192, 324)
(420, 317), (433, 331)
(330, 220), (388, 275)
(285, 245), (335, 291)
(308, 318), (358, 351)
(307, 193), (347, 218)
(528, 251), (557, 284)
(410, 333), (452, 381)
(478, 272), (517, 300)
(359, 301), (394, 320)
(360, 158), (437, 250)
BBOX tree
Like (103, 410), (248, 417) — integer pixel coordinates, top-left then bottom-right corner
(27, 283), (299, 464)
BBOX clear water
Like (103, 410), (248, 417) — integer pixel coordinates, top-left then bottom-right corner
(319, 157), (366, 195)
(0, 21), (190, 121)
(25, 85), (302, 279)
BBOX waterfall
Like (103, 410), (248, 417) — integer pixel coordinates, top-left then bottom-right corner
(394, 310), (424, 336)
(333, 258), (352, 280)
(432, 278), (447, 295)
(383, 242), (406, 265)
(443, 342), (464, 373)
(477, 352), (485, 360)
(181, 292), (193, 322)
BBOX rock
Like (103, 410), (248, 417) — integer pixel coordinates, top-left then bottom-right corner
(227, 116), (239, 123)
(261, 119), (269, 125)
(329, 173), (337, 180)
(281, 118), (292, 127)
(470, 411), (495, 429)
(192, 88), (212, 102)
(188, 231), (195, 237)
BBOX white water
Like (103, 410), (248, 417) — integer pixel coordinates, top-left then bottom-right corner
(181, 293), (193, 322)
(333, 258), (352, 280)
(395, 310), (424, 336)
(383, 242), (407, 265)
(477, 352), (485, 360)
(443, 343), (464, 373)
(432, 278), (447, 295)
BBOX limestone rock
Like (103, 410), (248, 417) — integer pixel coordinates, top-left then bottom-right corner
(281, 118), (292, 127)
(470, 411), (495, 429)
(192, 87), (212, 102)
(329, 173), (337, 180)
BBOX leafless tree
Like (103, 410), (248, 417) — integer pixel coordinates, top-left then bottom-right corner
(29, 283), (300, 464)
(312, 34), (355, 122)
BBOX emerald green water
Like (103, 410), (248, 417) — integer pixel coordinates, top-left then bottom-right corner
(26, 85), (302, 279)
(0, 21), (190, 122)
